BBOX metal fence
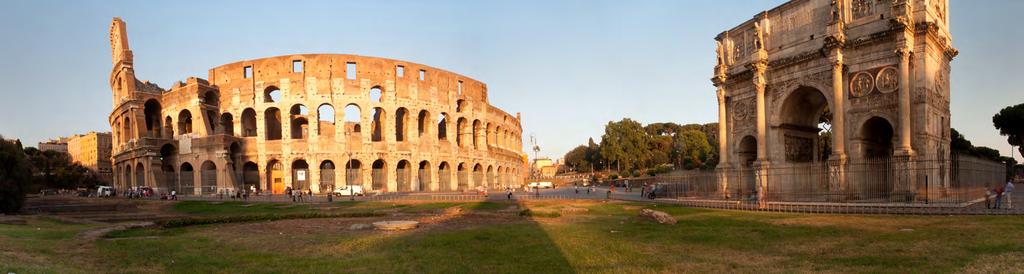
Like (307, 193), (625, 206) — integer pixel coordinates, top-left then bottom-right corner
(630, 154), (1007, 209)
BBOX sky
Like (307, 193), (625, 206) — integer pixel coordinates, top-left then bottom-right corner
(0, 0), (1021, 162)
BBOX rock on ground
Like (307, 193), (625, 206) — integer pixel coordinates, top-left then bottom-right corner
(640, 209), (677, 224)
(348, 223), (373, 230)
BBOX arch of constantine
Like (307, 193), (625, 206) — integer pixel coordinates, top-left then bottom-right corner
(713, 0), (959, 202)
(108, 18), (527, 195)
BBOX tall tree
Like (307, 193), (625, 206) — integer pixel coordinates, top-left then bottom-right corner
(674, 130), (712, 170)
(563, 145), (591, 172)
(600, 118), (651, 172)
(993, 103), (1024, 156)
(0, 136), (31, 214)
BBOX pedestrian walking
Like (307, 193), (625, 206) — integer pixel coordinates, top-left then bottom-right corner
(1005, 180), (1015, 209)
(507, 188), (513, 200)
(574, 184), (579, 194)
(994, 186), (1005, 209)
(986, 188), (994, 209)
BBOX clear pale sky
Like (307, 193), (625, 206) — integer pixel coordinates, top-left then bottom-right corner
(0, 0), (1021, 162)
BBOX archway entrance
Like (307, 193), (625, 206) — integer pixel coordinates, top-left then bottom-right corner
(345, 160), (362, 188)
(200, 161), (217, 195)
(268, 160), (284, 194)
(418, 161), (431, 191)
(858, 117), (895, 200)
(397, 160), (411, 191)
(242, 162), (259, 192)
(372, 159), (387, 191)
(861, 117), (894, 159)
(737, 136), (757, 199)
(438, 162), (451, 191)
(457, 163), (469, 190)
(320, 160), (335, 193)
(778, 86), (831, 164)
(292, 160), (310, 191)
(179, 163), (194, 195)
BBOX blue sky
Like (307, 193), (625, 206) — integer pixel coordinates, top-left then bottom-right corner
(0, 0), (1021, 162)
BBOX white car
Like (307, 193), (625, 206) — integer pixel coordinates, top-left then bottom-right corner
(333, 185), (365, 196)
(96, 186), (115, 197)
(528, 182), (555, 189)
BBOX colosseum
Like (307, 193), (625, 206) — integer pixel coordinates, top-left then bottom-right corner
(108, 18), (527, 195)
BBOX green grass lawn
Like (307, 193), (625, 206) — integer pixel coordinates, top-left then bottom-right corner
(3, 200), (1024, 273)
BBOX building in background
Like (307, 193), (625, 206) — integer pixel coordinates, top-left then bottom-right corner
(67, 132), (113, 183)
(38, 138), (68, 153)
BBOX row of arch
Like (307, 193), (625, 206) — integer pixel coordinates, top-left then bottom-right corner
(114, 157), (523, 195)
(129, 99), (522, 150)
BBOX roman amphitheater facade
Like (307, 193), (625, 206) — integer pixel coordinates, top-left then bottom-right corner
(108, 18), (527, 195)
(713, 0), (957, 201)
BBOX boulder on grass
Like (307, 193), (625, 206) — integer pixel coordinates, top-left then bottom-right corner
(640, 208), (676, 224)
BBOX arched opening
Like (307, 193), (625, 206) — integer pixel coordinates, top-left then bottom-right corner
(124, 164), (132, 188)
(395, 108), (408, 142)
(372, 159), (387, 191)
(456, 118), (468, 147)
(320, 160), (335, 193)
(135, 162), (145, 190)
(241, 108), (257, 137)
(290, 104), (309, 140)
(200, 161), (217, 195)
(456, 100), (465, 112)
(345, 159), (362, 188)
(219, 113), (234, 136)
(472, 120), (482, 149)
(397, 160), (411, 191)
(487, 165), (495, 188)
(161, 164), (174, 194)
(318, 104), (335, 138)
(164, 116), (174, 137)
(159, 144), (177, 192)
(737, 135), (758, 199)
(179, 162), (194, 195)
(177, 110), (192, 135)
(457, 163), (469, 190)
(860, 117), (894, 159)
(144, 99), (162, 138)
(418, 161), (431, 191)
(267, 160), (284, 194)
(473, 163), (484, 188)
(243, 162), (259, 192)
(229, 142), (242, 187)
(345, 104), (362, 134)
(438, 162), (451, 191)
(264, 86), (281, 103)
(486, 123), (494, 147)
(417, 110), (429, 138)
(778, 86), (831, 163)
(370, 86), (383, 102)
(264, 107), (282, 140)
(291, 159), (309, 191)
(859, 117), (895, 199)
(371, 108), (385, 142)
(497, 167), (506, 187)
(738, 135), (758, 168)
(437, 113), (449, 141)
(202, 90), (220, 107)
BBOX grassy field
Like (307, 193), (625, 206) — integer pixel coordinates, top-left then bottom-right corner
(3, 200), (1024, 273)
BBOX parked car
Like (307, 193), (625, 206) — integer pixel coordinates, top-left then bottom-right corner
(528, 182), (555, 189)
(333, 185), (365, 196)
(96, 186), (115, 197)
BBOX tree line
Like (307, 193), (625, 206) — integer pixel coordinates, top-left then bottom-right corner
(562, 119), (719, 178)
(0, 135), (103, 214)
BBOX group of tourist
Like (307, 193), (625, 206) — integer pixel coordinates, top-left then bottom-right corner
(986, 181), (1016, 209)
(285, 186), (315, 202)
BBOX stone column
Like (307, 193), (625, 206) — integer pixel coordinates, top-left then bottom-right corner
(751, 53), (769, 207)
(896, 47), (914, 156)
(752, 61), (768, 162)
(829, 50), (848, 197)
(715, 84), (730, 199)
